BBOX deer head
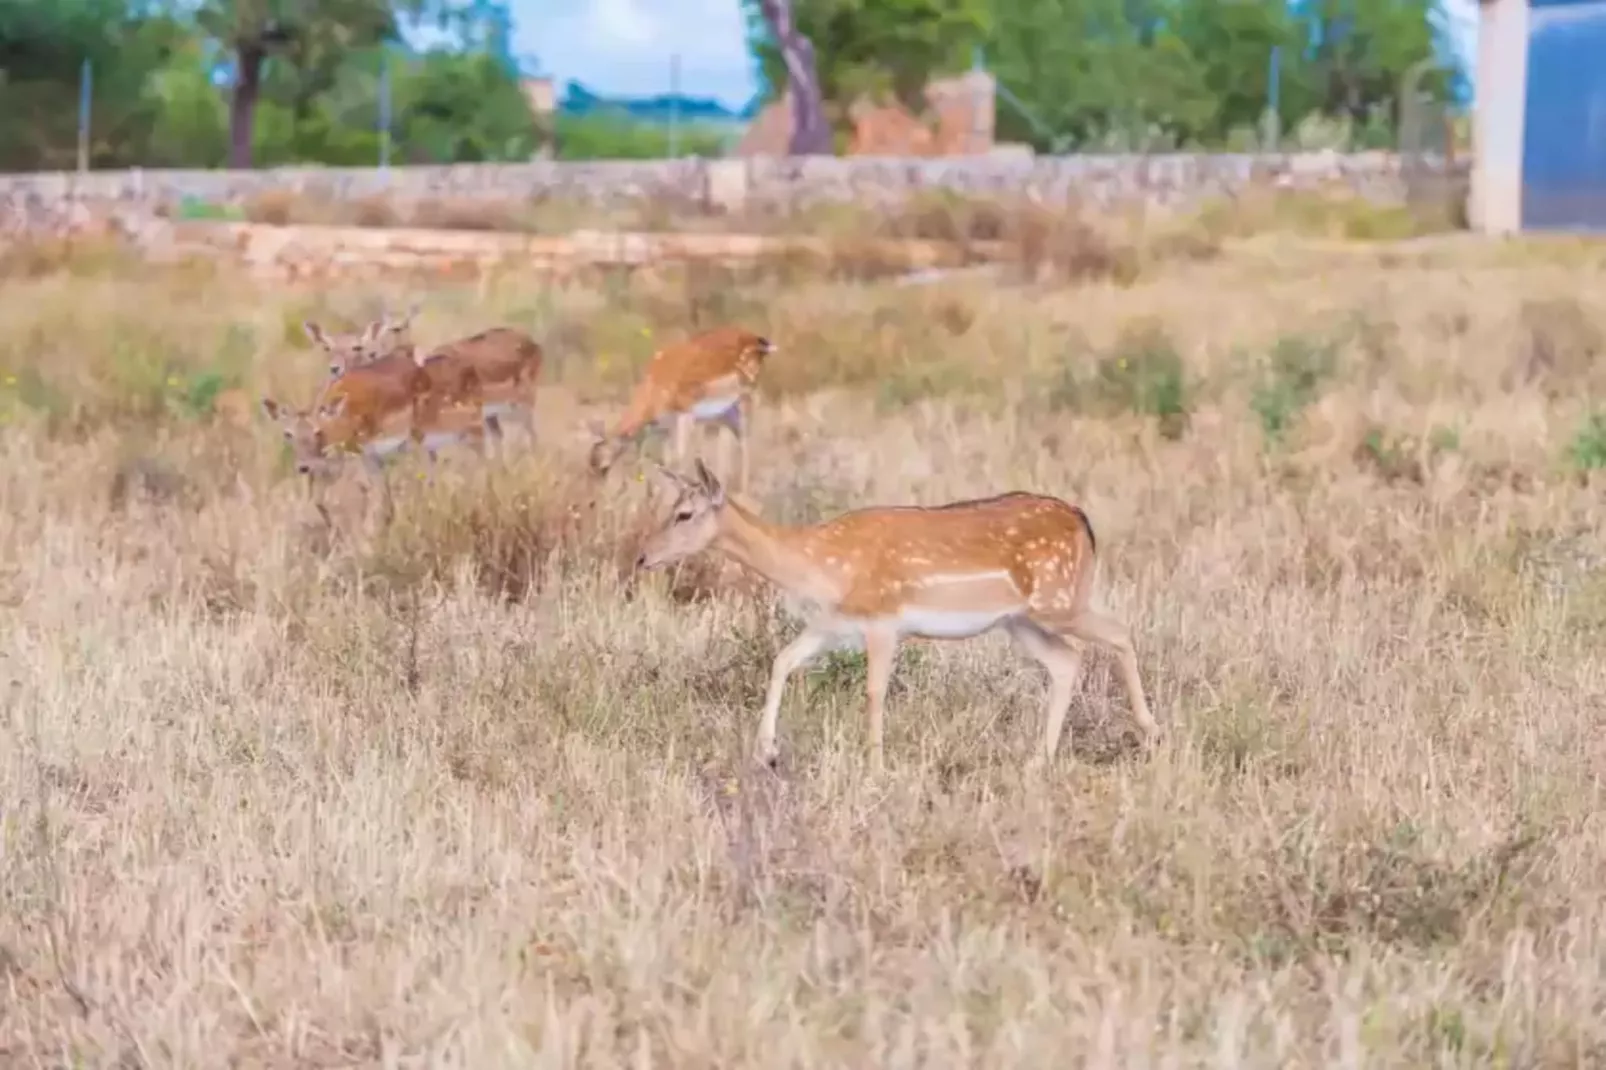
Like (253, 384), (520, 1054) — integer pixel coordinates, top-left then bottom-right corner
(635, 459), (726, 570)
(261, 395), (347, 476)
(304, 319), (391, 378)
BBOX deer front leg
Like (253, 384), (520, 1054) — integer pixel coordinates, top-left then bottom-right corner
(756, 626), (832, 768)
(361, 452), (394, 532)
(720, 395), (752, 494)
(670, 412), (694, 470)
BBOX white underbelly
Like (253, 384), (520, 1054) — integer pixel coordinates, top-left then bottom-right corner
(418, 429), (471, 452)
(362, 434), (411, 459)
(688, 395), (740, 421)
(894, 606), (1021, 639)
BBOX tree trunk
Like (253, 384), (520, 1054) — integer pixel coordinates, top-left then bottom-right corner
(757, 0), (832, 156)
(228, 44), (264, 169)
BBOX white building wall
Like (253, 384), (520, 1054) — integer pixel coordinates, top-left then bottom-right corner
(1471, 0), (1530, 234)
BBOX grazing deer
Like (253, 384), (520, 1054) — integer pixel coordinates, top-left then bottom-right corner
(261, 393), (503, 477)
(636, 460), (1161, 773)
(261, 338), (484, 477)
(306, 303), (419, 378)
(261, 393), (500, 534)
(418, 326), (545, 450)
(587, 325), (775, 494)
(316, 309), (545, 451)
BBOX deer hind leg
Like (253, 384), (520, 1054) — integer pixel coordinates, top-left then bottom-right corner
(475, 404), (506, 462)
(514, 378), (540, 447)
(510, 400), (537, 449)
(713, 414), (734, 493)
(481, 413), (505, 461)
(718, 395), (751, 495)
(1006, 618), (1085, 767)
(1059, 608), (1160, 745)
(862, 623), (899, 774)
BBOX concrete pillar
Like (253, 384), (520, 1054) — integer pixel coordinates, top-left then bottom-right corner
(1471, 0), (1530, 234)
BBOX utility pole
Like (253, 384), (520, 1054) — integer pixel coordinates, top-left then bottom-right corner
(668, 53), (682, 157)
(77, 60), (92, 173)
(379, 51), (392, 172)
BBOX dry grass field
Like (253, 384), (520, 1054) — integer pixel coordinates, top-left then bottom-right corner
(2, 217), (1605, 1067)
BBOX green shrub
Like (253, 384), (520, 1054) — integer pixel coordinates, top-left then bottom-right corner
(1093, 320), (1190, 439)
(1252, 332), (1340, 443)
(1568, 411), (1606, 472)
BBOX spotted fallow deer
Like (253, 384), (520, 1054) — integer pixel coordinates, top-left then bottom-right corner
(316, 308), (544, 450)
(306, 303), (419, 379)
(261, 392), (500, 534)
(260, 391), (502, 478)
(587, 325), (775, 494)
(415, 326), (545, 449)
(636, 460), (1161, 773)
(260, 338), (484, 478)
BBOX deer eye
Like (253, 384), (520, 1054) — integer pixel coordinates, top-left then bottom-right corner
(674, 508), (695, 522)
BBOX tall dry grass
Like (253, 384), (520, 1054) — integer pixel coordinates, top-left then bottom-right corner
(2, 232), (1606, 1066)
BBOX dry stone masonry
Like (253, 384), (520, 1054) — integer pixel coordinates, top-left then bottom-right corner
(0, 151), (1462, 239)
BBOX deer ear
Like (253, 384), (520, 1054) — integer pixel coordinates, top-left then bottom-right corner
(693, 458), (725, 505)
(260, 396), (282, 421)
(303, 321), (329, 349)
(359, 320), (384, 345)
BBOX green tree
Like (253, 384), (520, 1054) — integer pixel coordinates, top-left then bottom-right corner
(744, 0), (989, 136)
(142, 36), (232, 166)
(1170, 0), (1297, 142)
(986, 0), (1210, 150)
(194, 0), (441, 167)
(1294, 0), (1451, 129)
(395, 47), (538, 162)
(984, 0), (1460, 152)
(0, 0), (192, 169)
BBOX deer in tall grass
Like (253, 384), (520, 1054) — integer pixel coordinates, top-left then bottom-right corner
(308, 304), (544, 452)
(260, 317), (496, 504)
(260, 390), (500, 534)
(635, 460), (1161, 773)
(588, 325), (775, 494)
(307, 303), (420, 378)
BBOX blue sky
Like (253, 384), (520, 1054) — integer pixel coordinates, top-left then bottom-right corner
(515, 0), (760, 108)
(510, 0), (1481, 113)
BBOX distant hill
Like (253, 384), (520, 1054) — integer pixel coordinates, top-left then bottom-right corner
(558, 81), (761, 126)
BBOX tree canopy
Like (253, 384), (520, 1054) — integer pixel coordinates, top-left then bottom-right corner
(0, 0), (545, 169)
(0, 0), (1467, 171)
(744, 0), (1466, 152)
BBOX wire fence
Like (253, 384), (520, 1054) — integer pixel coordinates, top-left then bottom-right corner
(10, 43), (1467, 177)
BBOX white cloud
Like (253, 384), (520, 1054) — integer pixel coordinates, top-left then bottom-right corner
(586, 0), (660, 51)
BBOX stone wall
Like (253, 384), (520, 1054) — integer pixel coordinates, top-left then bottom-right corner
(0, 151), (1466, 238)
(141, 220), (995, 282)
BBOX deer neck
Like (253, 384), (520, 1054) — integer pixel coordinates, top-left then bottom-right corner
(713, 499), (841, 605)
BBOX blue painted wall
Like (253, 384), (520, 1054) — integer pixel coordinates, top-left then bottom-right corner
(1523, 0), (1606, 230)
